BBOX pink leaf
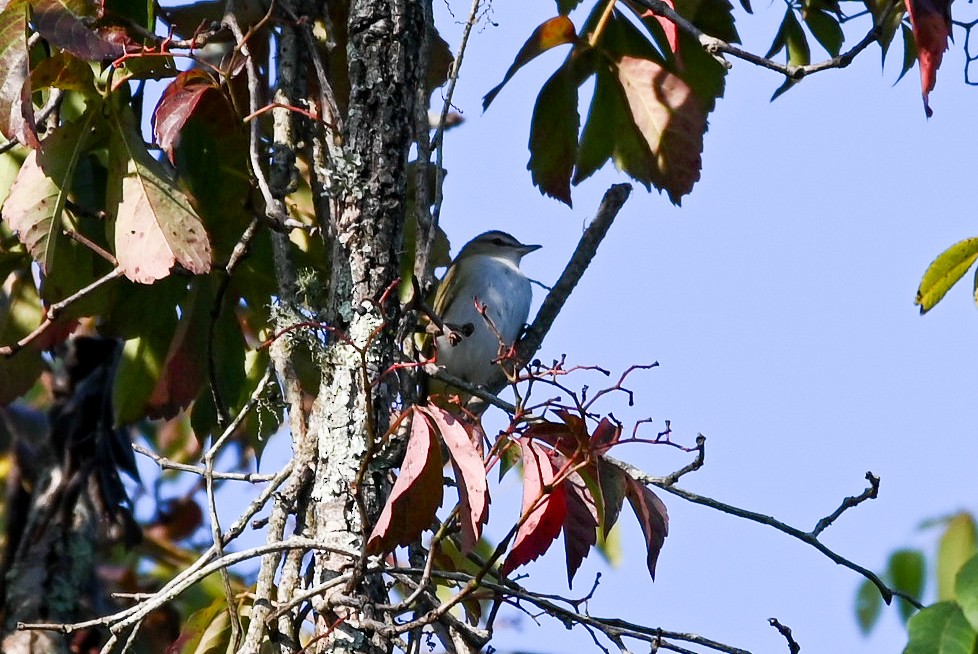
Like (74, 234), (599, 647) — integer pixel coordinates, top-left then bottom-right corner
(614, 55), (705, 204)
(422, 405), (490, 553)
(502, 439), (567, 575)
(108, 107), (212, 284)
(367, 409), (444, 553)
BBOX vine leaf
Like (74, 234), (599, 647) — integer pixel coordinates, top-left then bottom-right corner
(0, 0), (38, 148)
(3, 111), (95, 272)
(563, 468), (599, 585)
(367, 409), (444, 553)
(106, 106), (212, 284)
(905, 602), (977, 654)
(528, 62), (580, 205)
(903, 0), (952, 116)
(31, 0), (131, 62)
(613, 55), (705, 204)
(502, 438), (567, 575)
(624, 474), (669, 579)
(153, 70), (223, 162)
(422, 405), (490, 553)
(483, 16), (578, 110)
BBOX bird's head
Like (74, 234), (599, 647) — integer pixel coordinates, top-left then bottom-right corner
(456, 230), (541, 264)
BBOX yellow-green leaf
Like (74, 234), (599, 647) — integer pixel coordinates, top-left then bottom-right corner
(916, 237), (978, 313)
(939, 513), (978, 601)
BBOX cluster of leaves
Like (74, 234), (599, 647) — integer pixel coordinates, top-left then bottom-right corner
(0, 0), (303, 453)
(489, 0), (953, 208)
(856, 513), (978, 653)
(368, 404), (669, 587)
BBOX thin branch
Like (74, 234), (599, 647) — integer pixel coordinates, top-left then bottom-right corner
(511, 184), (632, 384)
(768, 618), (800, 654)
(629, 0), (893, 80)
(617, 466), (921, 609)
(812, 471), (879, 536)
(133, 443), (275, 482)
(0, 267), (125, 357)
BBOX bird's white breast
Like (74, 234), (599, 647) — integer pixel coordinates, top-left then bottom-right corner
(436, 255), (532, 386)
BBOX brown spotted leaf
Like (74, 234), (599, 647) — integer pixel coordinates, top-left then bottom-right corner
(106, 106), (211, 284)
(0, 0), (38, 148)
(367, 409), (444, 553)
(502, 439), (567, 575)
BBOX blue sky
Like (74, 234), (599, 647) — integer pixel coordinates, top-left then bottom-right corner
(426, 1), (978, 652)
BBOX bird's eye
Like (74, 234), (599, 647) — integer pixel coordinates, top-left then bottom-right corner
(492, 238), (504, 246)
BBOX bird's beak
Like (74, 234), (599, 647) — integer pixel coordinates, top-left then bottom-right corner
(519, 243), (542, 256)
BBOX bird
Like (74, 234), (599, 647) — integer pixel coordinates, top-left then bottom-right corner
(428, 230), (540, 395)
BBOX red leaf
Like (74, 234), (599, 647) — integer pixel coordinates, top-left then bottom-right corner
(146, 281), (209, 418)
(422, 405), (490, 553)
(153, 70), (222, 162)
(904, 0), (951, 116)
(483, 16), (578, 110)
(624, 475), (669, 579)
(638, 3), (680, 55)
(502, 439), (567, 575)
(367, 410), (444, 553)
(562, 468), (598, 586)
(589, 417), (621, 453)
(0, 0), (39, 148)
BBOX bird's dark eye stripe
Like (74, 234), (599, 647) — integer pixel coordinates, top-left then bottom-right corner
(492, 238), (504, 246)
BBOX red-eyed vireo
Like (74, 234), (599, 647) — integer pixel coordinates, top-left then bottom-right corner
(431, 230), (541, 390)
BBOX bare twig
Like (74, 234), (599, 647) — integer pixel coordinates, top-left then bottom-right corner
(768, 618), (801, 654)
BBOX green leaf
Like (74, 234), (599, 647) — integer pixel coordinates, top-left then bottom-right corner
(29, 51), (96, 94)
(784, 10), (811, 66)
(915, 237), (978, 314)
(483, 16), (578, 110)
(804, 8), (843, 57)
(905, 602), (977, 654)
(867, 0), (907, 63)
(856, 579), (883, 634)
(0, 274), (45, 404)
(898, 23), (918, 83)
(112, 302), (180, 426)
(889, 549), (926, 622)
(939, 514), (978, 601)
(527, 61), (580, 205)
(956, 554), (978, 632)
(764, 10), (789, 59)
(2, 110), (97, 273)
(556, 0), (585, 14)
